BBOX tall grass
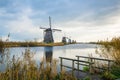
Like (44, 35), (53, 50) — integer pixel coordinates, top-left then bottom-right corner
(97, 37), (120, 79)
(98, 37), (120, 64)
(0, 48), (77, 80)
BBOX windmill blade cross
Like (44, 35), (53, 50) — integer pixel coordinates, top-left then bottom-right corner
(40, 27), (48, 29)
(52, 29), (62, 31)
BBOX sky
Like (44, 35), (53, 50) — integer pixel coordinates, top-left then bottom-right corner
(0, 0), (120, 42)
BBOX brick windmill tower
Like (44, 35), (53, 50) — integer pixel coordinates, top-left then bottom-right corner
(40, 16), (61, 43)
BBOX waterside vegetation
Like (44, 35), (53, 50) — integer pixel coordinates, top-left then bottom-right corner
(0, 48), (77, 80)
(97, 37), (120, 80)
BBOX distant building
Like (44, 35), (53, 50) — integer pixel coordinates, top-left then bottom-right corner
(68, 39), (71, 44)
(62, 37), (67, 44)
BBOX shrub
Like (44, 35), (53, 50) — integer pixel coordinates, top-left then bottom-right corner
(83, 66), (89, 72)
(111, 65), (120, 78)
(101, 71), (117, 80)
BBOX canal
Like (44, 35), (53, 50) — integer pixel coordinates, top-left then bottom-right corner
(0, 43), (98, 72)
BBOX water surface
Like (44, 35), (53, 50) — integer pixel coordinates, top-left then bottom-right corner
(0, 43), (98, 72)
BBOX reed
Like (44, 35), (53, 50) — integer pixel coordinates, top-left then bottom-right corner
(0, 48), (77, 80)
(97, 37), (120, 79)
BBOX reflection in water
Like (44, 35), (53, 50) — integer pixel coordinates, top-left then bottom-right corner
(44, 47), (53, 63)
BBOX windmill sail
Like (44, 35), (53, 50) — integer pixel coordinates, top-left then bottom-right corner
(49, 16), (52, 29)
(40, 27), (48, 29)
(52, 29), (61, 31)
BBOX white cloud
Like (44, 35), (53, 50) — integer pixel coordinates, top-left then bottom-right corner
(55, 6), (120, 42)
(1, 0), (120, 42)
(4, 7), (42, 41)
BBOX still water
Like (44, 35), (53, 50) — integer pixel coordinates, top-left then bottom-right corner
(0, 43), (98, 72)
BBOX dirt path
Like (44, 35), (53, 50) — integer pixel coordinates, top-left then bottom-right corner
(68, 71), (103, 80)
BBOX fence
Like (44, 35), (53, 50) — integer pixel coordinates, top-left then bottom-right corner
(59, 56), (114, 75)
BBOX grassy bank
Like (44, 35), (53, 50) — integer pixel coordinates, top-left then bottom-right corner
(0, 41), (65, 47)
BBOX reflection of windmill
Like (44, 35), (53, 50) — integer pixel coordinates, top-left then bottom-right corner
(44, 47), (53, 63)
(40, 16), (61, 43)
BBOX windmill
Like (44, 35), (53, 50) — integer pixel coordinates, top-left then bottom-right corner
(40, 16), (61, 43)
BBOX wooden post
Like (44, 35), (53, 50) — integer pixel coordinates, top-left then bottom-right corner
(72, 60), (75, 76)
(108, 60), (110, 71)
(77, 56), (79, 71)
(60, 58), (63, 72)
(89, 58), (93, 73)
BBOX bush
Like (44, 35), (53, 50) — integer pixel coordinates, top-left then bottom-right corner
(83, 66), (89, 72)
(101, 71), (117, 80)
(111, 65), (120, 78)
(84, 76), (91, 80)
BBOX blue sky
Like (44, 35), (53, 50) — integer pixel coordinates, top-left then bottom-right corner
(0, 0), (120, 42)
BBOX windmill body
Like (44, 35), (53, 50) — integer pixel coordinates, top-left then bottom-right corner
(44, 28), (54, 43)
(40, 17), (61, 43)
